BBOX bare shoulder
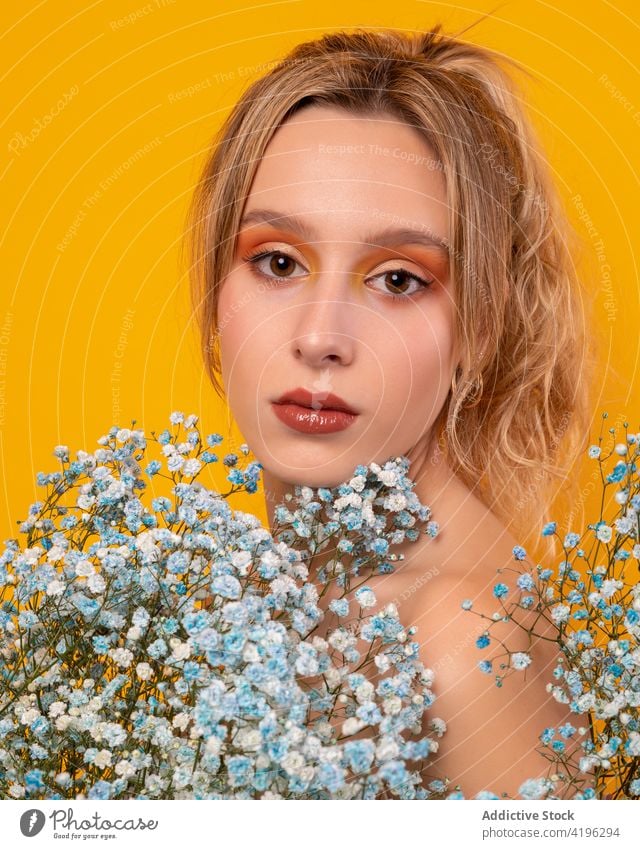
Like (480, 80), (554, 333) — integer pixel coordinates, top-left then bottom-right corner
(402, 491), (572, 798)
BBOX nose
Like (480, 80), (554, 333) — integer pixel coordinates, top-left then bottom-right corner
(290, 273), (357, 368)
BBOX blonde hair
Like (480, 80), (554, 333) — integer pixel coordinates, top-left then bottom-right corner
(184, 22), (598, 547)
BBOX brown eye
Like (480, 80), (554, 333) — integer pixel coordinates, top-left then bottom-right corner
(241, 249), (307, 280)
(367, 267), (435, 301)
(383, 270), (412, 295)
(268, 252), (297, 277)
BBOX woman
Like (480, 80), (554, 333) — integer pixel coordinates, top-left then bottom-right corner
(185, 24), (596, 797)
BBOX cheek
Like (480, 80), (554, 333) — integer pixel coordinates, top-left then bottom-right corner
(386, 311), (455, 401)
(217, 277), (284, 408)
(217, 279), (259, 372)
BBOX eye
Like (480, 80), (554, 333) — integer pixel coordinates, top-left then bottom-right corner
(241, 248), (435, 301)
(366, 267), (435, 301)
(241, 249), (307, 280)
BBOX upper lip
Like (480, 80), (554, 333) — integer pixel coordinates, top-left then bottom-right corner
(273, 387), (359, 414)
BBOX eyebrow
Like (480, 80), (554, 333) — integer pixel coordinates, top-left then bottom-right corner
(238, 208), (450, 256)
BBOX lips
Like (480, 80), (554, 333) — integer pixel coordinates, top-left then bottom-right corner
(273, 386), (358, 415)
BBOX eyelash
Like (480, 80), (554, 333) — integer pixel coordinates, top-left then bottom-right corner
(240, 248), (435, 301)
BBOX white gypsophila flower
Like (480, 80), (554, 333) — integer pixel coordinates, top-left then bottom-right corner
(281, 751), (306, 775)
(87, 573), (106, 594)
(115, 760), (136, 779)
(576, 693), (596, 711)
(355, 587), (376, 608)
(46, 545), (67, 563)
(334, 492), (362, 511)
(600, 579), (623, 599)
(172, 713), (191, 731)
(46, 580), (65, 597)
(378, 469), (399, 487)
(298, 486), (314, 505)
(135, 530), (160, 561)
(342, 717), (365, 736)
(551, 604), (571, 624)
(374, 653), (391, 673)
(383, 695), (403, 715)
(270, 574), (297, 597)
(169, 639), (191, 662)
(93, 750), (112, 769)
(205, 736), (222, 756)
(362, 503), (376, 526)
(75, 560), (95, 577)
(384, 493), (407, 511)
(511, 652), (532, 670)
(109, 648), (133, 668)
(231, 549), (253, 575)
(48, 701), (67, 718)
(183, 458), (202, 476)
(324, 667), (342, 688)
(235, 728), (262, 752)
(55, 715), (74, 731)
(242, 643), (260, 663)
(598, 693), (627, 719)
(355, 681), (375, 703)
(430, 717), (447, 736)
(349, 474), (367, 492)
(104, 480), (126, 500)
(136, 662), (153, 681)
(19, 708), (40, 725)
(286, 726), (305, 747)
(376, 737), (400, 762)
(76, 493), (96, 510)
(327, 629), (354, 652)
(126, 625), (142, 642)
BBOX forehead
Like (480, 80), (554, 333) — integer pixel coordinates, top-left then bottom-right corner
(243, 104), (449, 244)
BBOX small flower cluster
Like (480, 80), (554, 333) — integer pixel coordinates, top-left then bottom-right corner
(0, 413), (446, 800)
(271, 454), (439, 588)
(463, 413), (640, 799)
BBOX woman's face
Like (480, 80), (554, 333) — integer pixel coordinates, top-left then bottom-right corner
(217, 104), (458, 488)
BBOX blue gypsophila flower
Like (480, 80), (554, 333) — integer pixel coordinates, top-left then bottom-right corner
(329, 598), (349, 617)
(516, 573), (534, 591)
(493, 583), (509, 599)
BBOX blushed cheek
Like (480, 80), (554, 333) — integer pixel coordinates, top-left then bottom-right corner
(408, 331), (455, 416)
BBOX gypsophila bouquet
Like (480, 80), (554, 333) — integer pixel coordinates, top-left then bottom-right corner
(0, 412), (448, 800)
(462, 413), (640, 799)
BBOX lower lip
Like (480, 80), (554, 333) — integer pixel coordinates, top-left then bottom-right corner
(271, 402), (358, 434)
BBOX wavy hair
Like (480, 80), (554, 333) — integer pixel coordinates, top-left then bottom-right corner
(184, 22), (598, 546)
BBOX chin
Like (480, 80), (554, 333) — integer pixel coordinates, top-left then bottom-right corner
(258, 452), (364, 489)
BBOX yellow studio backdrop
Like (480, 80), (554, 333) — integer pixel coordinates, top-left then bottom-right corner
(0, 0), (638, 560)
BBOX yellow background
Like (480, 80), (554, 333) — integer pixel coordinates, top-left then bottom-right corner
(0, 0), (638, 561)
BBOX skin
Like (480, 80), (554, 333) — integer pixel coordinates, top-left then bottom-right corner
(217, 104), (576, 798)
